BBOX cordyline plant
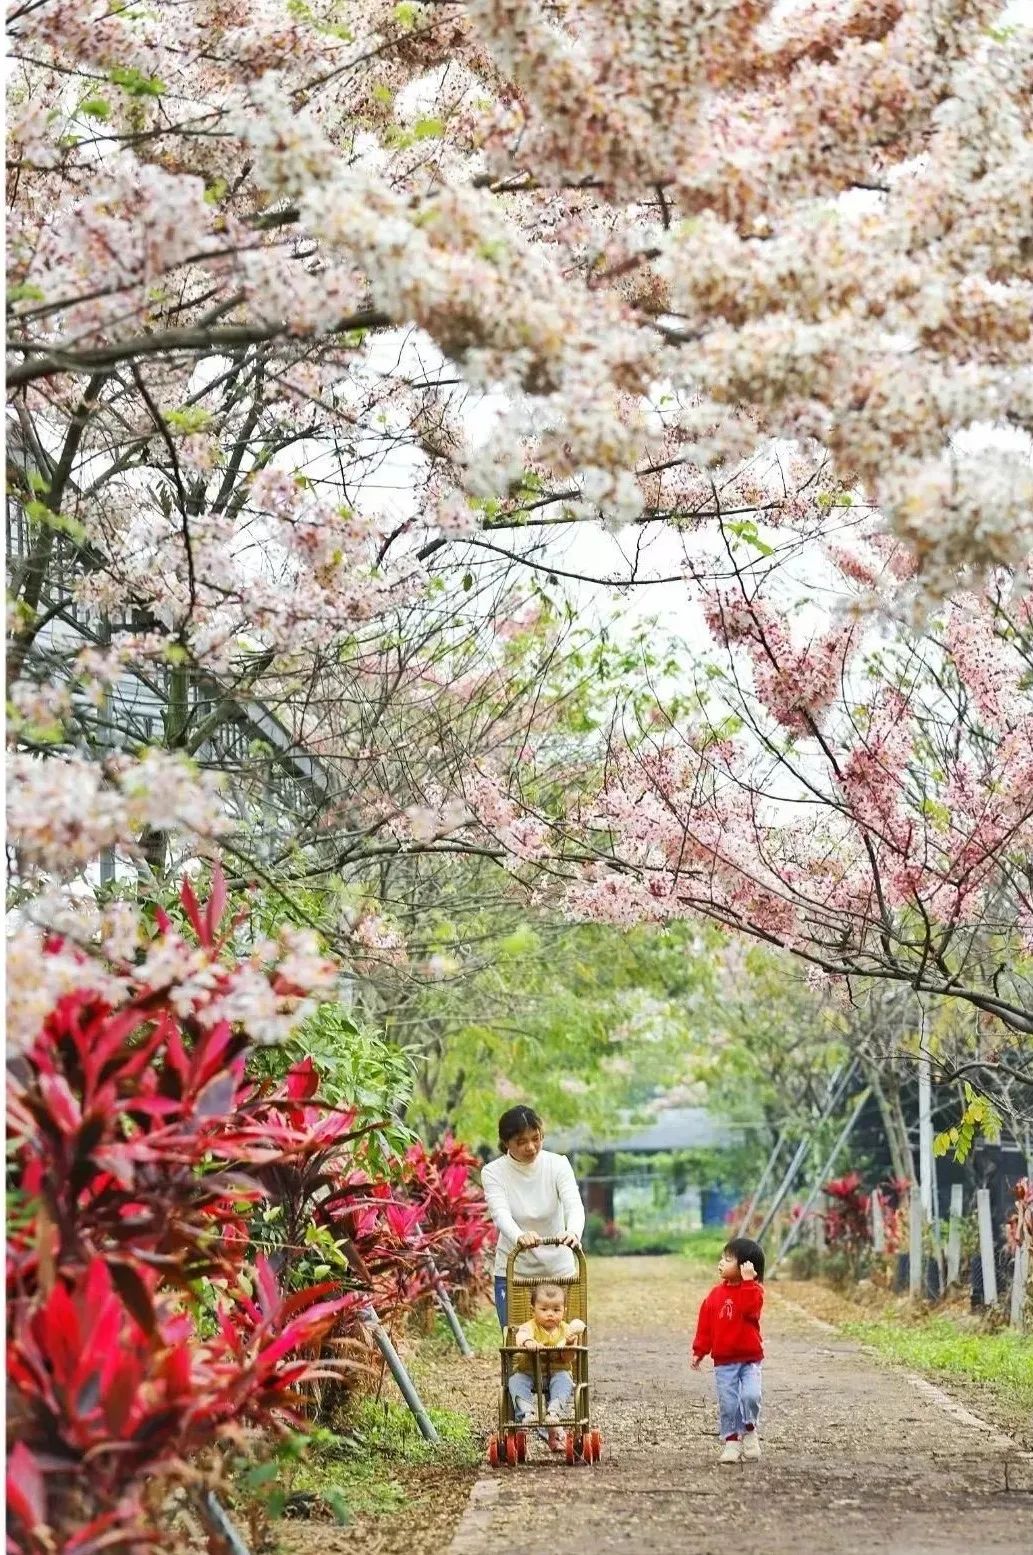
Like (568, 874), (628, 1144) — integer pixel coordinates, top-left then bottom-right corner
(5, 872), (382, 1554)
(400, 1135), (495, 1315)
(1005, 1178), (1033, 1258)
(822, 1172), (910, 1259)
(822, 1173), (873, 1256)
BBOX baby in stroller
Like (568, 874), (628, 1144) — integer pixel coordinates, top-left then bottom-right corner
(509, 1282), (586, 1450)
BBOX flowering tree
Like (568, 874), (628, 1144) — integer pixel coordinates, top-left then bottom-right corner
(8, 0), (1031, 590)
(553, 561), (1033, 1065)
(9, 1), (1032, 975)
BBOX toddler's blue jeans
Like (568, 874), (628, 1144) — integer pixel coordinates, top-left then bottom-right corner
(508, 1367), (573, 1420)
(713, 1361), (762, 1439)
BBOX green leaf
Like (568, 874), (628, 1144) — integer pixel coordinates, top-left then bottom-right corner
(324, 1489), (351, 1525)
(8, 282), (46, 304)
(23, 499), (86, 544)
(80, 97), (112, 120)
(412, 115), (444, 140)
(725, 519), (774, 557)
(165, 406), (212, 433)
(109, 66), (165, 98)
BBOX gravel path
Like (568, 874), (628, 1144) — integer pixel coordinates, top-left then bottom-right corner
(451, 1257), (1033, 1555)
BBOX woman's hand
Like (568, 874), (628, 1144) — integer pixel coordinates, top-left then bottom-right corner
(516, 1231), (541, 1250)
(557, 1232), (581, 1248)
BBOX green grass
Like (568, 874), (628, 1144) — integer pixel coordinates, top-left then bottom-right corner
(843, 1316), (1033, 1412)
(424, 1301), (500, 1357)
(677, 1228), (729, 1270)
(587, 1225), (729, 1262)
(242, 1399), (480, 1524)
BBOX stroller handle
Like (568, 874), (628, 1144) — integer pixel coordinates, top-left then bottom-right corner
(505, 1235), (588, 1282)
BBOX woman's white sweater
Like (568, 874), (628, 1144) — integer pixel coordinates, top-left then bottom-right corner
(481, 1149), (586, 1278)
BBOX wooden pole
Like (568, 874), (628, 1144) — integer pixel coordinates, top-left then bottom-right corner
(909, 1189), (923, 1298)
(1010, 1241), (1029, 1332)
(813, 1193), (826, 1254)
(918, 1051), (933, 1221)
(946, 1183), (964, 1285)
(975, 1188), (998, 1308)
(871, 1188), (886, 1254)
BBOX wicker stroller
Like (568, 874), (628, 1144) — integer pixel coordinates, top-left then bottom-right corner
(487, 1236), (602, 1467)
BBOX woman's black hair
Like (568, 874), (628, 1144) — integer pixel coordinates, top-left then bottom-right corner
(723, 1236), (765, 1283)
(498, 1104), (544, 1149)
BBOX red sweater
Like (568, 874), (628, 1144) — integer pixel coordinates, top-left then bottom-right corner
(692, 1280), (764, 1365)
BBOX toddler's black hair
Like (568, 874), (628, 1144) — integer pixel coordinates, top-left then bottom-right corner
(723, 1236), (765, 1283)
(498, 1104), (544, 1149)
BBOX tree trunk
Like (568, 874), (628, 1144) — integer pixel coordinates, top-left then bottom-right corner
(862, 1056), (913, 1183)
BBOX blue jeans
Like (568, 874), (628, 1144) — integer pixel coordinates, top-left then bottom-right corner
(714, 1362), (762, 1440)
(495, 1275), (508, 1330)
(508, 1367), (573, 1420)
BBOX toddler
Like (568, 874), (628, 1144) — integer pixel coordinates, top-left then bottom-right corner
(690, 1237), (765, 1464)
(509, 1283), (585, 1450)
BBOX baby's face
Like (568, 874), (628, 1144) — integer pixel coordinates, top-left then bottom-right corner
(532, 1293), (566, 1331)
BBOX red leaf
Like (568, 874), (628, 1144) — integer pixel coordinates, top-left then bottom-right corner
(6, 1442), (46, 1532)
(194, 1070), (238, 1121)
(107, 1260), (157, 1339)
(253, 1256), (280, 1321)
(179, 877), (206, 944)
(38, 1073), (82, 1135)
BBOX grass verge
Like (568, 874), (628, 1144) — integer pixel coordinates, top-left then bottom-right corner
(842, 1316), (1033, 1416)
(780, 1277), (1033, 1448)
(267, 1400), (480, 1521)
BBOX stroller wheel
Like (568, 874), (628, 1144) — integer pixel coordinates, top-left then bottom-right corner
(487, 1434), (500, 1467)
(516, 1431), (528, 1463)
(565, 1430), (576, 1466)
(590, 1430), (602, 1462)
(505, 1435), (519, 1467)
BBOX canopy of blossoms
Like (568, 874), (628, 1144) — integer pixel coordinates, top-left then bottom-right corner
(8, 0), (1032, 589)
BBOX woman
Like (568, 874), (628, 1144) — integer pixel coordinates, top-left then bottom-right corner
(481, 1104), (585, 1329)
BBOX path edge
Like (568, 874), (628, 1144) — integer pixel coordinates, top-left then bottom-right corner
(447, 1475), (499, 1553)
(773, 1289), (1031, 1456)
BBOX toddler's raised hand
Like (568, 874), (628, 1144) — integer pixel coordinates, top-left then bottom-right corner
(740, 1260), (757, 1281)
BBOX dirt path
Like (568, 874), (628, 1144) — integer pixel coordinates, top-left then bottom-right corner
(451, 1257), (1033, 1555)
